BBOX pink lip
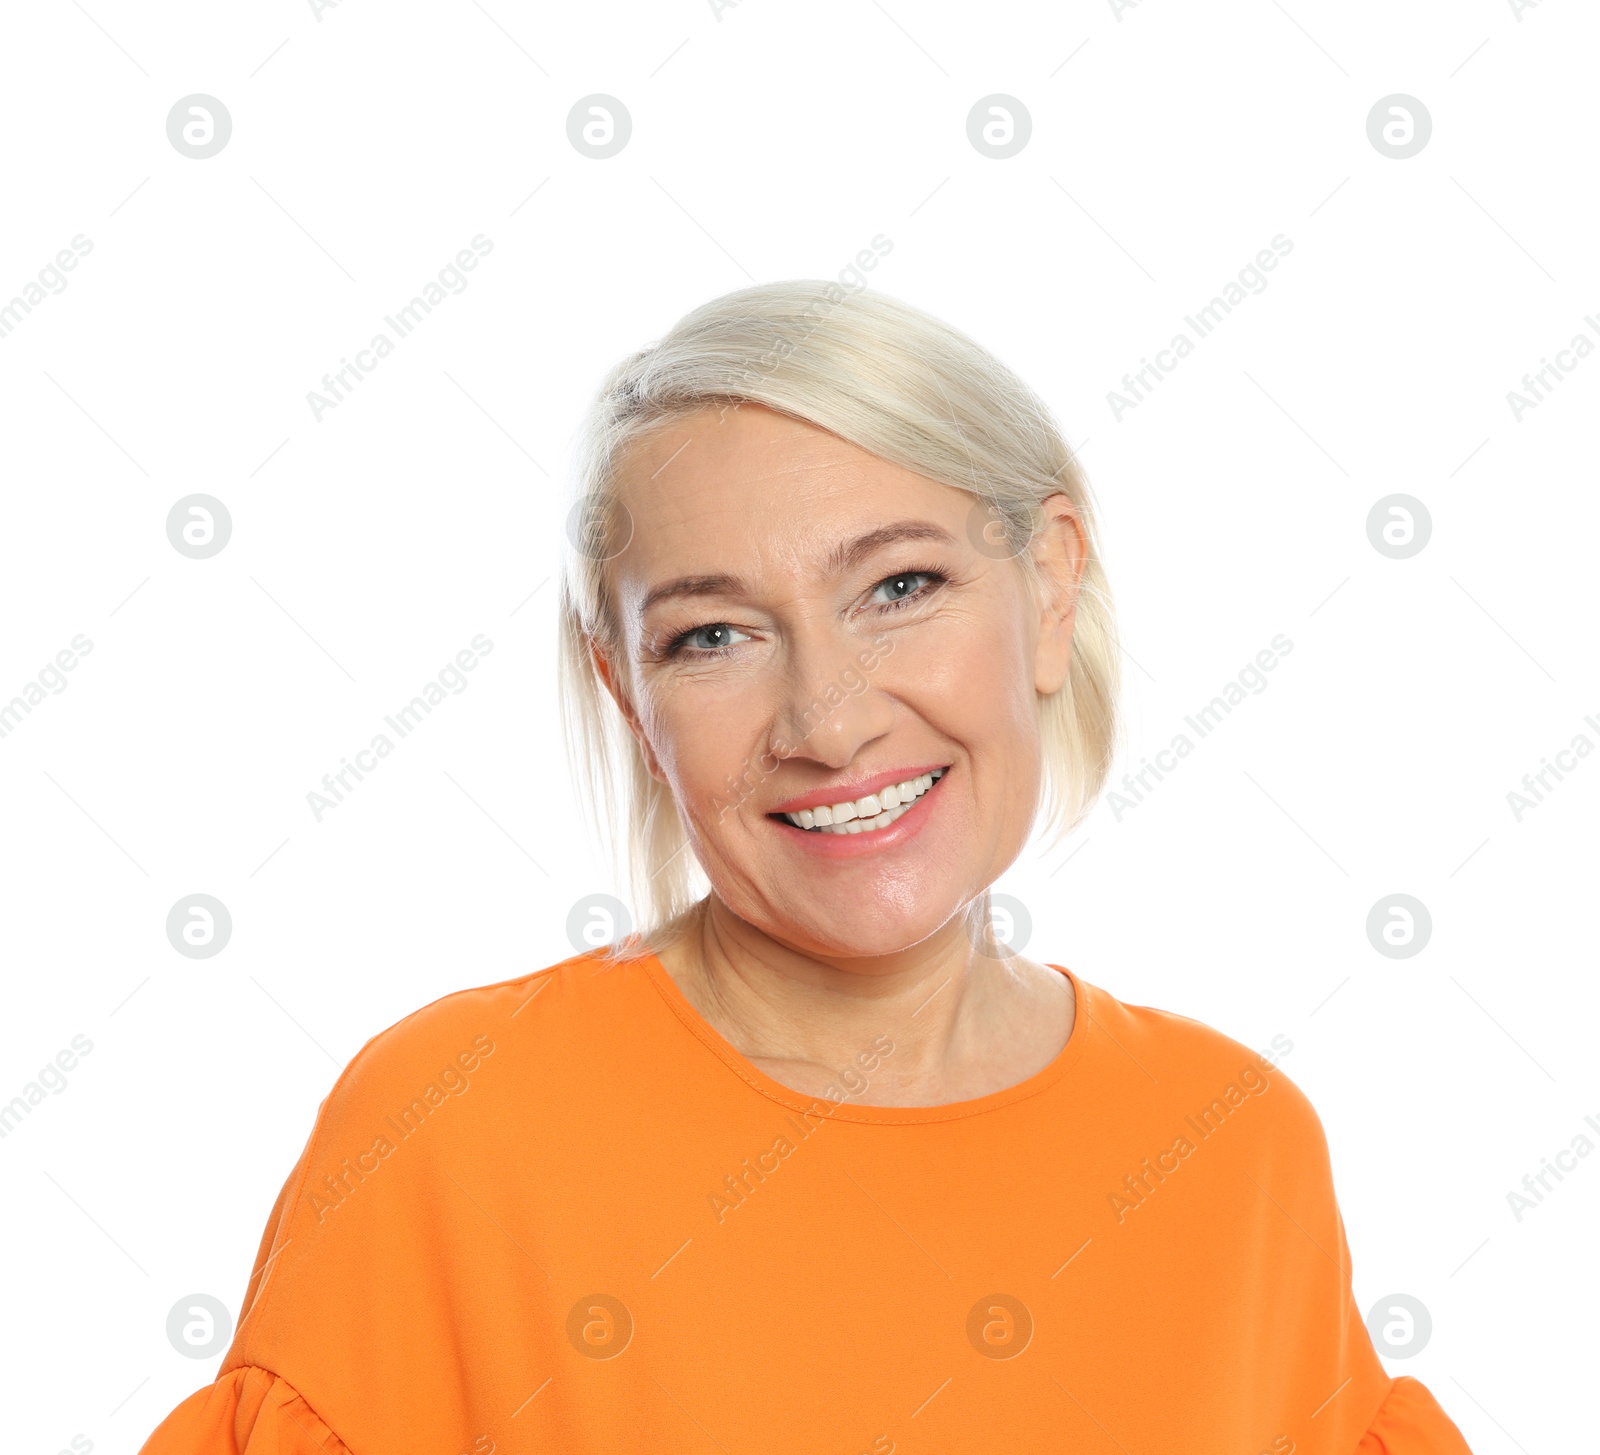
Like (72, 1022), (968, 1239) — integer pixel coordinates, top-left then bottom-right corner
(772, 768), (948, 858)
(767, 764), (950, 816)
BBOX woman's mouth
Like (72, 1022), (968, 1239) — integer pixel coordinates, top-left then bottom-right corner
(773, 768), (948, 835)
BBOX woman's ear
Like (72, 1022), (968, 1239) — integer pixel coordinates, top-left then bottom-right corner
(589, 635), (668, 783)
(1030, 493), (1086, 697)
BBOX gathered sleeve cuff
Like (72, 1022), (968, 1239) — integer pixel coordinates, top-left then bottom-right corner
(1356, 1376), (1474, 1453)
(137, 1366), (351, 1455)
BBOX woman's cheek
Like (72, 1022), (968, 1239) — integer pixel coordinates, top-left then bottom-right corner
(657, 683), (765, 806)
(891, 611), (1012, 701)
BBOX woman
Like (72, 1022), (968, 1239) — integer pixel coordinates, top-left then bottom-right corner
(141, 282), (1472, 1453)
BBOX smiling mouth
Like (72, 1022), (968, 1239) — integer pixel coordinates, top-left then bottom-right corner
(771, 768), (948, 835)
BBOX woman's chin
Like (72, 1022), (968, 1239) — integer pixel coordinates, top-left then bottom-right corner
(752, 900), (955, 964)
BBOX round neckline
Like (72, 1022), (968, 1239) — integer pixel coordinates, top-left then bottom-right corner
(638, 949), (1092, 1126)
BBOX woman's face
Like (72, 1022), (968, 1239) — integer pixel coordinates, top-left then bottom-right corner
(601, 402), (1083, 961)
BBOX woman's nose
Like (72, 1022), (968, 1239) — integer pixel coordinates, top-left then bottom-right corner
(769, 640), (896, 771)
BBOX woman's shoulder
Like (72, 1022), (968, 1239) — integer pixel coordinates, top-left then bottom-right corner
(221, 948), (655, 1370)
(310, 946), (647, 1124)
(253, 946), (659, 1231)
(1073, 971), (1327, 1147)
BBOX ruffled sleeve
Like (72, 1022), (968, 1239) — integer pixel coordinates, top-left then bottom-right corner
(1356, 1376), (1474, 1453)
(138, 1366), (352, 1455)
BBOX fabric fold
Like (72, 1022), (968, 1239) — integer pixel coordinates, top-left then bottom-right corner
(1356, 1376), (1474, 1453)
(138, 1366), (351, 1455)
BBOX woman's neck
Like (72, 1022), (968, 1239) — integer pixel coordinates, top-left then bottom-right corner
(652, 895), (1075, 1107)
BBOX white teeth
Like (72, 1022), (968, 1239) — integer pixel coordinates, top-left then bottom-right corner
(781, 768), (947, 834)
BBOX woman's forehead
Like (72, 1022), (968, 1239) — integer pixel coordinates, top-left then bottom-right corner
(615, 404), (940, 527)
(618, 403), (867, 491)
(609, 418), (963, 600)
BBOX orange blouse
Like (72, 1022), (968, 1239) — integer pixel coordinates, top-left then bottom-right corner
(140, 951), (1473, 1453)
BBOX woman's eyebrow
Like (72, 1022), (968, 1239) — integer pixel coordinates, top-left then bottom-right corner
(824, 520), (957, 574)
(639, 573), (742, 615)
(638, 520), (958, 616)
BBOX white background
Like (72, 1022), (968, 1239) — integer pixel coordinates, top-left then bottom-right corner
(1, 0), (1595, 1450)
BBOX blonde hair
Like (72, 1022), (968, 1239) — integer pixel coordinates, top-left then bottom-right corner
(558, 280), (1119, 951)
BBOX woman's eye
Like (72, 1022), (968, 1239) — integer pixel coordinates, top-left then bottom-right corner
(868, 571), (941, 607)
(674, 623), (749, 654)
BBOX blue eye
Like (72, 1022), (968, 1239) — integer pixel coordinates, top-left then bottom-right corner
(667, 623), (751, 657)
(869, 570), (944, 607)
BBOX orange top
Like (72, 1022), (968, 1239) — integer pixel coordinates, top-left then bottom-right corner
(140, 951), (1472, 1454)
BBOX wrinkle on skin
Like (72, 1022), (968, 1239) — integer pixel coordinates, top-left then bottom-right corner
(590, 402), (1088, 1107)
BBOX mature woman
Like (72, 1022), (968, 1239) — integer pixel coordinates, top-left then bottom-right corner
(141, 282), (1471, 1453)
